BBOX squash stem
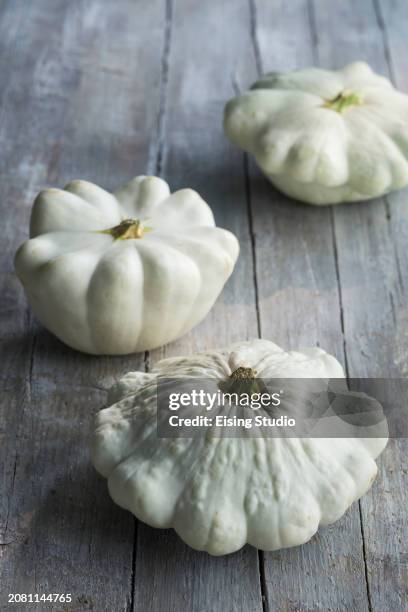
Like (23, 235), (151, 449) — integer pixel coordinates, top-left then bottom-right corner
(219, 366), (266, 396)
(100, 219), (152, 240)
(323, 89), (364, 113)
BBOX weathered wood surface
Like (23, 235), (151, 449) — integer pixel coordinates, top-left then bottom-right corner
(250, 2), (370, 610)
(134, 2), (263, 611)
(0, 0), (407, 611)
(0, 1), (163, 610)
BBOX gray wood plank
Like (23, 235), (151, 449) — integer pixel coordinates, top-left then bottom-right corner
(0, 1), (166, 609)
(312, 0), (408, 610)
(249, 1), (372, 610)
(132, 1), (263, 611)
(316, 2), (408, 610)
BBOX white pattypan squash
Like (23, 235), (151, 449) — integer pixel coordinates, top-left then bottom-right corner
(224, 62), (408, 205)
(91, 339), (388, 555)
(14, 176), (239, 355)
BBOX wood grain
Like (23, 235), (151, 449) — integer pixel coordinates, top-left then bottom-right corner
(248, 1), (371, 610)
(311, 0), (408, 609)
(312, 1), (408, 610)
(133, 1), (263, 610)
(0, 1), (166, 610)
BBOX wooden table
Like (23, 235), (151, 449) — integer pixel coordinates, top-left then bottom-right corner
(1, 1), (407, 610)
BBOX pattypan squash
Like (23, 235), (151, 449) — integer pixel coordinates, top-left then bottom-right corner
(14, 176), (239, 354)
(91, 339), (387, 555)
(224, 62), (408, 204)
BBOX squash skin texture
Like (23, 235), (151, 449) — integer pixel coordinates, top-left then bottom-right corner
(224, 62), (408, 205)
(91, 339), (388, 555)
(14, 176), (239, 355)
